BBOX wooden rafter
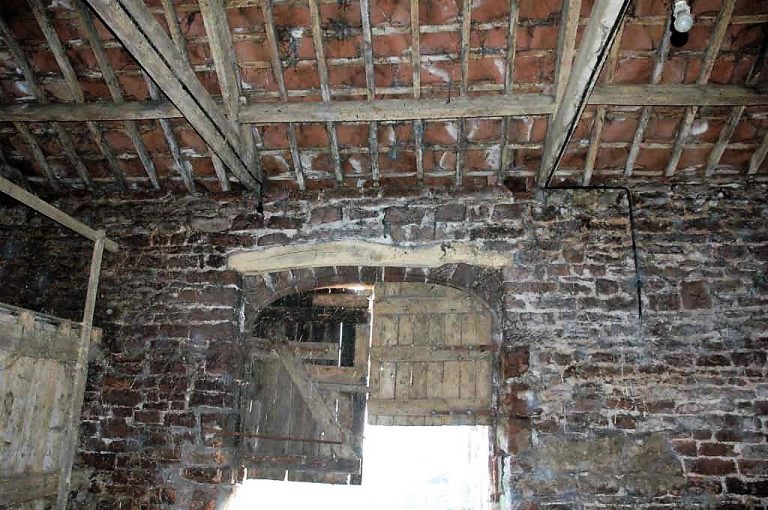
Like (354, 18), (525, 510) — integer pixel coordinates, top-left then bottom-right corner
(360, 0), (379, 186)
(624, 12), (673, 177)
(0, 16), (94, 190)
(157, 0), (220, 191)
(307, 0), (344, 185)
(84, 0), (260, 190)
(665, 0), (736, 177)
(537, 0), (629, 186)
(261, 0), (306, 189)
(199, 0), (263, 192)
(410, 0), (424, 181)
(47, 0), (159, 190)
(498, 0), (519, 179)
(582, 21), (624, 185)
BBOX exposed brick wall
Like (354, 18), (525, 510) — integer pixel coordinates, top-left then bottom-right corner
(0, 182), (765, 509)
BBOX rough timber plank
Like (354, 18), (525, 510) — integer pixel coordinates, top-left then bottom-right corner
(0, 176), (119, 252)
(56, 233), (105, 510)
(0, 472), (59, 504)
(367, 398), (491, 416)
(275, 345), (358, 460)
(370, 345), (493, 362)
(498, 0), (519, 177)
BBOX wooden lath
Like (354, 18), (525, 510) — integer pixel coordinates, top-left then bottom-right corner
(261, 0), (306, 189)
(582, 21), (624, 185)
(360, 0), (380, 185)
(84, 0), (260, 191)
(410, 0), (424, 181)
(537, 0), (629, 186)
(6, 6), (128, 191)
(665, 0), (736, 177)
(498, 0), (519, 179)
(307, 0), (345, 185)
(624, 12), (673, 178)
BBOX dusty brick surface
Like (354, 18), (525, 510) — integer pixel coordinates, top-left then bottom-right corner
(0, 183), (765, 508)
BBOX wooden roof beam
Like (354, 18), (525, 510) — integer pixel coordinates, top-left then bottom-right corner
(2, 86), (768, 123)
(537, 0), (629, 187)
(624, 12), (673, 178)
(84, 0), (260, 190)
(62, 0), (159, 189)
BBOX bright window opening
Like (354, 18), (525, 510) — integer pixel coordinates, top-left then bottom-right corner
(230, 425), (491, 510)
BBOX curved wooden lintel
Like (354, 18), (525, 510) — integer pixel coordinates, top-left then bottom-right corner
(227, 240), (510, 274)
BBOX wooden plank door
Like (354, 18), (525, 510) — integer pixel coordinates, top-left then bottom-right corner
(0, 304), (98, 508)
(368, 283), (493, 426)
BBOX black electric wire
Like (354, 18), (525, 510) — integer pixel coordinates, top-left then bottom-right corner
(540, 0), (642, 318)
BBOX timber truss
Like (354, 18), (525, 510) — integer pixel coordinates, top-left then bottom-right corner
(0, 0), (766, 195)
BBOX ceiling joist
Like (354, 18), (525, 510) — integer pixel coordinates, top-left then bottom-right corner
(3, 85), (764, 125)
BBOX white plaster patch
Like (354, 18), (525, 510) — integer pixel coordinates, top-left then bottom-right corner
(438, 151), (449, 169)
(384, 126), (396, 145)
(48, 0), (72, 9)
(494, 58), (506, 79)
(349, 155), (364, 174)
(300, 152), (317, 172)
(291, 27), (305, 39)
(466, 120), (479, 140)
(690, 119), (709, 136)
(445, 121), (458, 142)
(485, 144), (501, 168)
(425, 64), (451, 82)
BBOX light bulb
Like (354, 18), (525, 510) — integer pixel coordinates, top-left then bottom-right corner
(673, 0), (694, 33)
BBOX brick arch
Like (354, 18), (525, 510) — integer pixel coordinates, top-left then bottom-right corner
(242, 263), (507, 340)
(240, 262), (522, 505)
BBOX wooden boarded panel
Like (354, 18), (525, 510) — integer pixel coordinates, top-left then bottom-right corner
(368, 283), (493, 425)
(0, 304), (99, 508)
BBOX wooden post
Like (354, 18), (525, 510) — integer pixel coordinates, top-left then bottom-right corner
(55, 232), (105, 510)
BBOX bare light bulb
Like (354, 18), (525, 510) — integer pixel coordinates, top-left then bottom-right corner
(673, 0), (694, 33)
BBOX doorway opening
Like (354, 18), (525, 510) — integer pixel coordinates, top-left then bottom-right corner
(230, 425), (491, 510)
(234, 280), (497, 508)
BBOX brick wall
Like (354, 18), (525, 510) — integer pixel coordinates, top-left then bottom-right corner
(0, 182), (765, 509)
